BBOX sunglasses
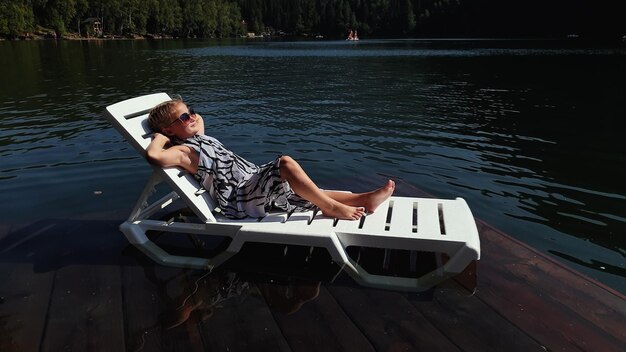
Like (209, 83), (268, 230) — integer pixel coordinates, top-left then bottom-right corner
(165, 107), (196, 128)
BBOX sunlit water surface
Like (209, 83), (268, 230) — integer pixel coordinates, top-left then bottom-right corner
(0, 39), (624, 292)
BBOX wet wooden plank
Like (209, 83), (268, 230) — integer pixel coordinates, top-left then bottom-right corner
(120, 261), (164, 352)
(409, 281), (545, 352)
(475, 222), (626, 351)
(0, 263), (54, 352)
(327, 277), (461, 351)
(259, 282), (375, 352)
(479, 221), (626, 337)
(40, 263), (124, 352)
(120, 252), (205, 352)
(476, 264), (623, 351)
(7, 219), (130, 352)
(197, 279), (291, 352)
(0, 222), (61, 352)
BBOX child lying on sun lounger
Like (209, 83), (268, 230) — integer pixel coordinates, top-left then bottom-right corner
(146, 98), (394, 220)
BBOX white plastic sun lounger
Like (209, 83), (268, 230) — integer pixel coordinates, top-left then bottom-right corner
(105, 93), (480, 292)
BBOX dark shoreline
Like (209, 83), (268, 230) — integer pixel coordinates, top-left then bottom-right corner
(1, 32), (179, 41)
(3, 30), (625, 43)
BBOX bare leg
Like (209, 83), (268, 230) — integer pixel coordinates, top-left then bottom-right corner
(279, 156), (365, 220)
(323, 179), (395, 213)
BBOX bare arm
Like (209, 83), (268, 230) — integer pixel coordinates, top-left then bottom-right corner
(146, 133), (198, 174)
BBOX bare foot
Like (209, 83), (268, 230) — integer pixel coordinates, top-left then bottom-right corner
(364, 180), (395, 213)
(321, 201), (366, 220)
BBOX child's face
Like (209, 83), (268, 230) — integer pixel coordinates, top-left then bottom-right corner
(161, 102), (203, 138)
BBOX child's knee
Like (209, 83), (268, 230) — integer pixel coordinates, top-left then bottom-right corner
(279, 156), (298, 177)
(280, 155), (295, 168)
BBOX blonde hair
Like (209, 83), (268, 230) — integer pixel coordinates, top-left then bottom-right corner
(148, 98), (182, 133)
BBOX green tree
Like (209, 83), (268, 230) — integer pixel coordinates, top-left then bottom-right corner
(145, 0), (181, 35)
(118, 0), (148, 34)
(181, 0), (218, 37)
(295, 0), (317, 34)
(98, 0), (124, 34)
(220, 1), (243, 37)
(73, 0), (88, 35)
(397, 0), (415, 34)
(240, 0), (263, 34)
(43, 0), (79, 35)
(0, 0), (35, 38)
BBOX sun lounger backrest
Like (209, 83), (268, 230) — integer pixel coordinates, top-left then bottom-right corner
(104, 93), (217, 223)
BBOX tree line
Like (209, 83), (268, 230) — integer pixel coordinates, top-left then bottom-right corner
(1, 0), (625, 40)
(0, 0), (244, 38)
(239, 0), (626, 39)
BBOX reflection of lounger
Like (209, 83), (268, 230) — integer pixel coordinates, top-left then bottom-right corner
(105, 93), (481, 292)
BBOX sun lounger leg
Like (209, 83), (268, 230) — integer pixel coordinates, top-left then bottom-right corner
(340, 244), (478, 292)
(341, 261), (456, 292)
(120, 221), (214, 270)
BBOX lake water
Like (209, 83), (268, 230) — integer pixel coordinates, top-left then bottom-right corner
(0, 38), (624, 293)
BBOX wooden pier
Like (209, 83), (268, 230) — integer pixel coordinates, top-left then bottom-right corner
(1, 183), (624, 351)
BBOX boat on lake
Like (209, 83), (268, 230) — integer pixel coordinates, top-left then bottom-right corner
(346, 29), (360, 41)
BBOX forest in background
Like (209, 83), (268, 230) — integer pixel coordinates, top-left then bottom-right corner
(1, 0), (625, 40)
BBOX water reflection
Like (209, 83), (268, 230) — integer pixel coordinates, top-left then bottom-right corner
(140, 269), (250, 331)
(141, 267), (323, 334)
